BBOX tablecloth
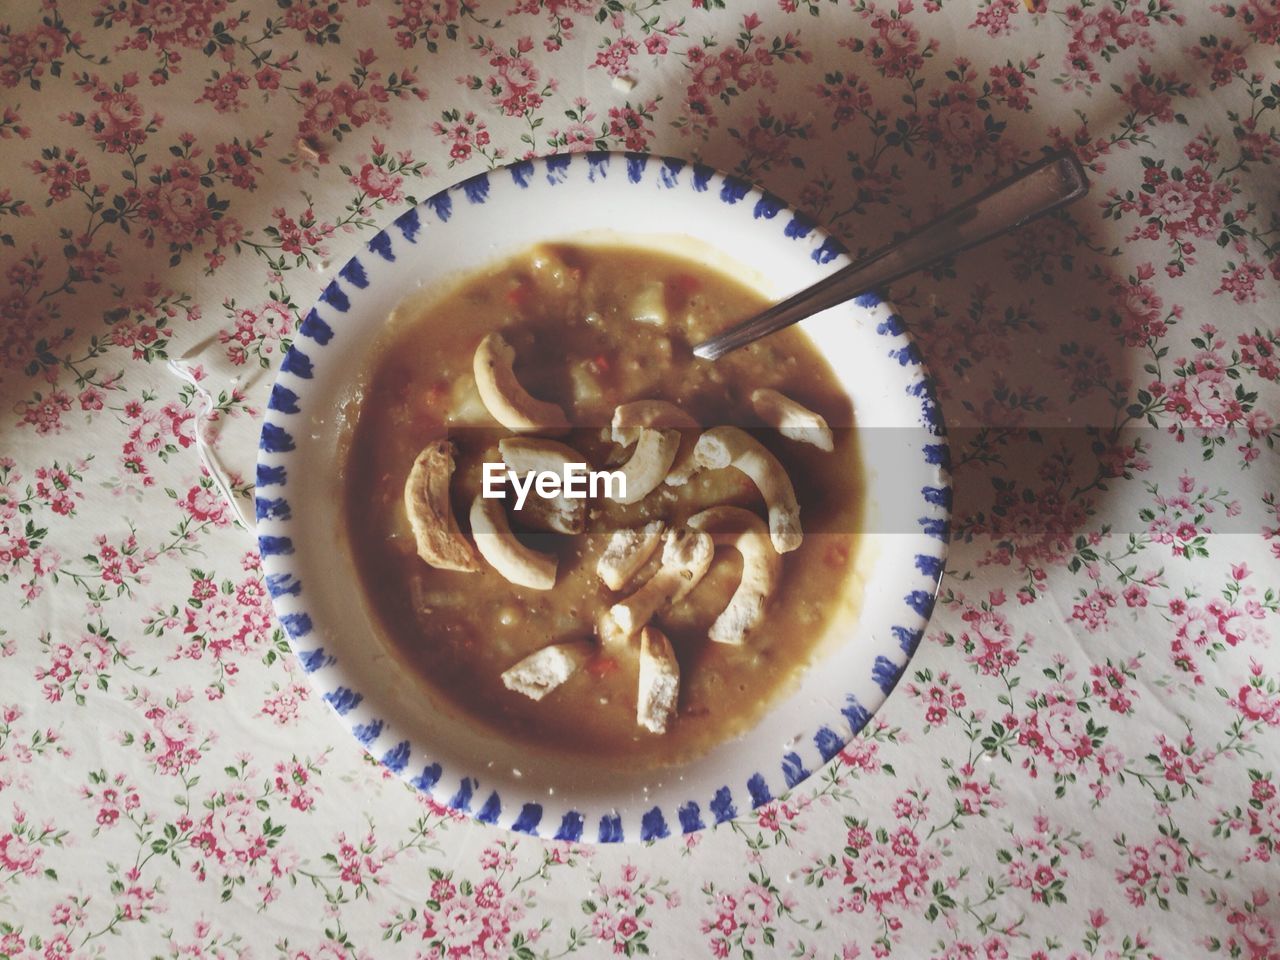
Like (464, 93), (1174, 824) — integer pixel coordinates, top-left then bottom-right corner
(3, 0), (1279, 957)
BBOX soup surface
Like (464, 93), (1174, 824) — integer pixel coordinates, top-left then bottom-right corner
(343, 241), (864, 768)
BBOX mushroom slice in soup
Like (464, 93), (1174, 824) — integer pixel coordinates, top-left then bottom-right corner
(692, 426), (802, 553)
(608, 427), (680, 504)
(497, 437), (588, 534)
(637, 626), (680, 734)
(688, 506), (781, 645)
(750, 388), (834, 452)
(469, 493), (557, 590)
(596, 521), (666, 592)
(611, 400), (700, 486)
(601, 527), (714, 646)
(473, 332), (570, 434)
(501, 640), (593, 701)
(403, 440), (481, 573)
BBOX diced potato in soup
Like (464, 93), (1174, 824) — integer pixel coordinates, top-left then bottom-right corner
(343, 242), (865, 769)
(630, 280), (667, 326)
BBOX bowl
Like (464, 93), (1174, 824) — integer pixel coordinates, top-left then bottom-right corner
(256, 152), (949, 842)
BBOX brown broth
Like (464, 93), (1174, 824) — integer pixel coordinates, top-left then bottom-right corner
(342, 242), (864, 768)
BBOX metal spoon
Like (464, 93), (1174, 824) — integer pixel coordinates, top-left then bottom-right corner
(691, 150), (1089, 361)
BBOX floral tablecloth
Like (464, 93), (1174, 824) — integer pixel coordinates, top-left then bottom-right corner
(3, 0), (1280, 957)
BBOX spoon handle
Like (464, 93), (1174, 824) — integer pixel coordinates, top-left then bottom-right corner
(691, 151), (1089, 361)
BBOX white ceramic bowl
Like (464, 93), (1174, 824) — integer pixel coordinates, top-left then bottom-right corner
(256, 152), (949, 842)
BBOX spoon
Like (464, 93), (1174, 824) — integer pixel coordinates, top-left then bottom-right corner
(691, 150), (1089, 361)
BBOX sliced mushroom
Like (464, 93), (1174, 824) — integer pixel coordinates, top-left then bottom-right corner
(497, 437), (588, 534)
(403, 441), (480, 572)
(692, 427), (802, 553)
(609, 427), (680, 504)
(501, 640), (592, 701)
(611, 400), (700, 486)
(473, 332), (569, 434)
(602, 527), (714, 645)
(596, 521), (666, 591)
(637, 626), (679, 734)
(469, 493), (557, 590)
(751, 388), (834, 452)
(611, 400), (699, 444)
(688, 506), (781, 645)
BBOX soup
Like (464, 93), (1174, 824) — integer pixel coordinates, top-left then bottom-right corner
(342, 241), (864, 768)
